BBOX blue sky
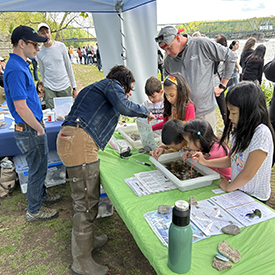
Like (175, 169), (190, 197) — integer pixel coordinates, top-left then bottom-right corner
(157, 0), (274, 24)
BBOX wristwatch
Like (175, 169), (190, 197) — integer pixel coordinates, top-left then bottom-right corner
(219, 83), (226, 90)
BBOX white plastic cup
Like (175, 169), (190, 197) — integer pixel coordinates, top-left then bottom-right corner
(47, 112), (55, 122)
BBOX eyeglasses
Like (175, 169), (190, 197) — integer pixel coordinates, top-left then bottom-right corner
(166, 75), (178, 86)
(24, 40), (40, 49)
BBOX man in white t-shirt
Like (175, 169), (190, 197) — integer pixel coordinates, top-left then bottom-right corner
(37, 23), (78, 109)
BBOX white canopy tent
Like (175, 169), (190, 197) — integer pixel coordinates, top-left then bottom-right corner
(0, 0), (158, 103)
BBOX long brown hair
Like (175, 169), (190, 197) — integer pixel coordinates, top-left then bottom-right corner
(241, 37), (256, 53)
(163, 72), (193, 120)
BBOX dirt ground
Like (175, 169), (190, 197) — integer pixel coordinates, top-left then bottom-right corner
(0, 182), (157, 275)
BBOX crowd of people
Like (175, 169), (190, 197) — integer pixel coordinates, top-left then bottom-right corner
(76, 43), (102, 71)
(2, 22), (275, 275)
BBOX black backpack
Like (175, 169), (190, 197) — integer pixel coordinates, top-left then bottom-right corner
(264, 58), (275, 83)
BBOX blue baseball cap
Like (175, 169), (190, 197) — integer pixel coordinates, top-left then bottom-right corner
(11, 25), (48, 44)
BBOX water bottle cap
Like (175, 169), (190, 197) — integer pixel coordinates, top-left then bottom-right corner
(174, 200), (189, 211)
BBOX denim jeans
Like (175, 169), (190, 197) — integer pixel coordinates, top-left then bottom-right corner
(228, 71), (239, 91)
(88, 56), (93, 65)
(97, 57), (102, 71)
(15, 124), (48, 214)
(83, 55), (88, 65)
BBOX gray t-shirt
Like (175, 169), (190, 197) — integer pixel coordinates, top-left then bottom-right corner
(37, 41), (77, 91)
(164, 35), (236, 117)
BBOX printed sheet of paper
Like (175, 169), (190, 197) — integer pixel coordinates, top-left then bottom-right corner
(136, 118), (157, 150)
(190, 199), (243, 236)
(210, 190), (254, 209)
(124, 177), (150, 196)
(124, 170), (177, 196)
(211, 190), (275, 226)
(53, 97), (73, 119)
(144, 209), (208, 247)
(225, 201), (275, 227)
(134, 170), (177, 194)
(211, 188), (225, 194)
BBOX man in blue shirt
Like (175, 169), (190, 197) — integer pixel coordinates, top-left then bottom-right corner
(4, 25), (62, 222)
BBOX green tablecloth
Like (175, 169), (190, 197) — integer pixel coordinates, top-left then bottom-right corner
(99, 139), (275, 275)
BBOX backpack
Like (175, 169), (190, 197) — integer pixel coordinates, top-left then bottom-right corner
(264, 58), (275, 82)
(0, 157), (17, 197)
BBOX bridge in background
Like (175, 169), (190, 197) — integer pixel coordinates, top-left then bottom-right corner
(60, 18), (275, 43)
(158, 18), (275, 40)
(60, 27), (96, 43)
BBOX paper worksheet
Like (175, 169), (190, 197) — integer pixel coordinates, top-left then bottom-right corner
(136, 118), (157, 150)
(210, 191), (275, 227)
(124, 170), (177, 196)
(124, 177), (151, 196)
(134, 170), (177, 194)
(53, 97), (73, 119)
(190, 199), (244, 236)
(144, 209), (208, 247)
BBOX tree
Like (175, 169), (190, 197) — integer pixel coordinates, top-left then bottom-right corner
(0, 12), (94, 40)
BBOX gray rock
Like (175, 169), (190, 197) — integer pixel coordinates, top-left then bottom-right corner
(157, 205), (171, 214)
(221, 224), (241, 235)
(218, 241), (241, 263)
(189, 196), (198, 207)
(212, 257), (232, 271)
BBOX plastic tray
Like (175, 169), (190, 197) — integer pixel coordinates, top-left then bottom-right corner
(149, 152), (220, 191)
(117, 123), (161, 149)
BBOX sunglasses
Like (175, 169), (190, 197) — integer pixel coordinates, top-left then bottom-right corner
(24, 40), (40, 49)
(155, 34), (175, 43)
(166, 75), (178, 86)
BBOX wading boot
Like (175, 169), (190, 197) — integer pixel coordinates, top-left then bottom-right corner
(71, 230), (109, 275)
(67, 161), (109, 275)
(92, 233), (108, 251)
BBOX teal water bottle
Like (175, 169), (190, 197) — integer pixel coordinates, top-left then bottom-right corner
(168, 200), (192, 274)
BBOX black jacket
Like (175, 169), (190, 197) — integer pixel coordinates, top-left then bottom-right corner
(239, 49), (254, 71)
(242, 57), (264, 84)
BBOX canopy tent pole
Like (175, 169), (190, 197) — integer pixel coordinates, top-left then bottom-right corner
(115, 0), (127, 66)
(93, 0), (157, 103)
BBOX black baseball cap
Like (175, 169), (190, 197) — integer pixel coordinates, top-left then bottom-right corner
(11, 25), (48, 44)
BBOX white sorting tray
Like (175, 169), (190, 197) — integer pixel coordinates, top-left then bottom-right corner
(149, 152), (220, 191)
(117, 123), (161, 149)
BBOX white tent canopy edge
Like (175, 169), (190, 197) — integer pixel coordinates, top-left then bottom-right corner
(0, 0), (158, 104)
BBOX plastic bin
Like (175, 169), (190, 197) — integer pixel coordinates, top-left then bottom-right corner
(117, 123), (161, 149)
(149, 152), (220, 191)
(96, 185), (113, 219)
(12, 151), (66, 194)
